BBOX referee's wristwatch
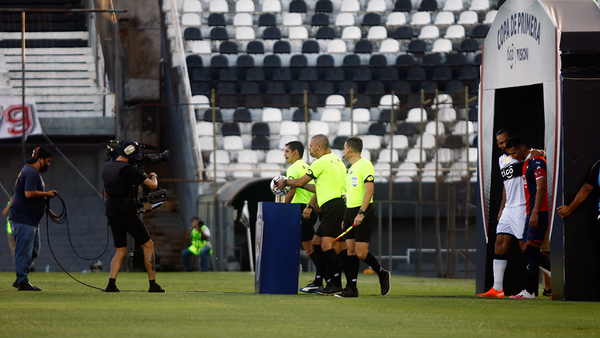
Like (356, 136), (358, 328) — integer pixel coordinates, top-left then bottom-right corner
(357, 209), (364, 215)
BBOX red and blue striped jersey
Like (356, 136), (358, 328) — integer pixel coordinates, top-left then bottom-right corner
(522, 155), (548, 214)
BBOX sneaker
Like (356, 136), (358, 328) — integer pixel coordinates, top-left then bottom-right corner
(542, 288), (552, 297)
(334, 287), (359, 298)
(476, 288), (504, 298)
(299, 282), (323, 293)
(510, 289), (535, 299)
(379, 270), (391, 296)
(12, 279), (18, 289)
(18, 281), (41, 291)
(317, 284), (343, 296)
(148, 283), (166, 293)
(105, 284), (120, 293)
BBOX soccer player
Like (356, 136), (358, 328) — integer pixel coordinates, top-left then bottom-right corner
(283, 141), (323, 293)
(477, 130), (527, 298)
(278, 135), (346, 295)
(335, 137), (391, 298)
(505, 136), (551, 299)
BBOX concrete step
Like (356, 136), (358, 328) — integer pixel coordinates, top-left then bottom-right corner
(10, 78), (96, 87)
(7, 70), (96, 79)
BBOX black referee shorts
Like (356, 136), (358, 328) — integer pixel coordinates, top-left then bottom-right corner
(300, 203), (318, 242)
(343, 204), (374, 243)
(316, 198), (345, 239)
(108, 212), (151, 248)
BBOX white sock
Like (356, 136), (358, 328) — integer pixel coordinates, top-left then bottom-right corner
(493, 259), (507, 291)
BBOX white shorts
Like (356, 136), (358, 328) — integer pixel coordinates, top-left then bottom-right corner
(496, 205), (527, 240)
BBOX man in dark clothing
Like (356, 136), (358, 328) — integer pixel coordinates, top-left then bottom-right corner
(9, 146), (58, 291)
(102, 141), (165, 293)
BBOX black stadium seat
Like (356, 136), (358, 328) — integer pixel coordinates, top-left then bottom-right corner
(289, 0), (308, 13)
(445, 80), (465, 93)
(252, 135), (271, 150)
(263, 27), (282, 40)
(186, 54), (203, 68)
(394, 26), (414, 39)
(211, 55), (229, 68)
(259, 14), (276, 26)
(270, 95), (291, 107)
(293, 108), (311, 122)
(302, 40), (320, 54)
(458, 66), (479, 81)
(316, 55), (334, 68)
(184, 27), (202, 40)
(391, 81), (411, 95)
(362, 13), (381, 26)
(208, 13), (226, 26)
(246, 68), (265, 81)
(445, 53), (468, 66)
(406, 67), (427, 81)
(234, 108), (252, 123)
(219, 41), (238, 54)
(394, 0), (412, 12)
(240, 81), (260, 94)
(338, 80), (358, 94)
(396, 54), (415, 68)
(326, 68), (346, 82)
(263, 55), (281, 68)
(290, 54), (308, 68)
(343, 54), (362, 68)
(266, 82), (286, 94)
(396, 122), (419, 136)
(378, 67), (399, 82)
(365, 81), (385, 94)
(311, 13), (330, 26)
(459, 39), (479, 52)
(290, 81), (310, 94)
(420, 80), (438, 94)
(369, 54), (387, 68)
(354, 40), (373, 54)
(354, 94), (372, 108)
(407, 39), (427, 54)
(202, 108), (223, 122)
(247, 41), (265, 54)
(352, 67), (372, 82)
(210, 27), (228, 40)
(192, 68), (211, 81)
(252, 122), (270, 136)
(368, 122), (387, 136)
(471, 25), (490, 39)
(332, 136), (346, 149)
(298, 67), (319, 81)
(244, 95), (264, 108)
(273, 41), (291, 54)
(419, 0), (438, 11)
(315, 81), (335, 94)
(216, 82), (236, 95)
(218, 95), (238, 108)
(316, 27), (335, 40)
(219, 68), (238, 81)
(315, 0), (333, 13)
(432, 67), (453, 81)
(272, 68), (293, 81)
(473, 53), (482, 66)
(422, 53), (442, 67)
(236, 55), (255, 68)
(192, 82), (210, 95)
(221, 122), (240, 136)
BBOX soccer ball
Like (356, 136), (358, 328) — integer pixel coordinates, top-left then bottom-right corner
(270, 175), (291, 196)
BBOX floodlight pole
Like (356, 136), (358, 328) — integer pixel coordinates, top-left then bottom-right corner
(21, 11), (26, 165)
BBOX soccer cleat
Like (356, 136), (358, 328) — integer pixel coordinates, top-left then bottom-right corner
(148, 283), (166, 293)
(476, 288), (504, 298)
(317, 284), (343, 296)
(542, 288), (552, 297)
(105, 284), (120, 292)
(299, 282), (323, 293)
(379, 270), (391, 296)
(18, 281), (41, 291)
(510, 289), (535, 299)
(334, 287), (359, 298)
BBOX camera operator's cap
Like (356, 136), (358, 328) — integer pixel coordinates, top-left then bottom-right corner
(116, 140), (143, 161)
(26, 146), (52, 164)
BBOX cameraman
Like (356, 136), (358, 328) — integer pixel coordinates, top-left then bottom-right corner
(102, 141), (165, 293)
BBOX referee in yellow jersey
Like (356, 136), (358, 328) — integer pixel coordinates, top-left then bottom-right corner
(278, 135), (346, 295)
(336, 137), (391, 297)
(283, 141), (323, 293)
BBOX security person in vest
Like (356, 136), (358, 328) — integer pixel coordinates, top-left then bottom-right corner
(181, 216), (212, 271)
(102, 141), (165, 293)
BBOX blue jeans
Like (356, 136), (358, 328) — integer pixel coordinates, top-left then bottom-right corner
(11, 222), (40, 284)
(181, 245), (212, 272)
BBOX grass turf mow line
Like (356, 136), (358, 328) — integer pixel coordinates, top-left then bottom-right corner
(1, 272), (600, 337)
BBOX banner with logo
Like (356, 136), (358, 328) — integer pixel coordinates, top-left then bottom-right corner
(0, 97), (43, 139)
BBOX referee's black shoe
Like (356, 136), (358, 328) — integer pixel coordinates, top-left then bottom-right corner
(105, 284), (120, 292)
(334, 287), (359, 298)
(379, 270), (391, 296)
(148, 283), (166, 293)
(318, 284), (343, 296)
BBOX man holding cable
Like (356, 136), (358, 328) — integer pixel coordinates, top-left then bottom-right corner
(9, 146), (58, 291)
(102, 141), (165, 293)
(335, 137), (391, 297)
(278, 134), (346, 295)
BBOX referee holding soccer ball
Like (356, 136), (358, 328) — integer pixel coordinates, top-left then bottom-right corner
(278, 134), (346, 295)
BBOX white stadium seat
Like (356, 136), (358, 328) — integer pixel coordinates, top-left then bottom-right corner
(342, 26), (362, 40)
(411, 12), (431, 26)
(337, 122), (359, 136)
(438, 107), (457, 122)
(231, 163), (255, 179)
(432, 94), (453, 108)
(453, 121), (477, 135)
(321, 108), (342, 122)
(262, 0), (282, 13)
(470, 0), (490, 11)
(208, 150), (231, 164)
(335, 13), (356, 27)
(361, 135), (382, 150)
(236, 27), (255, 40)
(367, 26), (388, 40)
(235, 0), (255, 12)
(196, 122), (214, 136)
(308, 121), (329, 136)
(191, 41), (212, 54)
(266, 149), (286, 164)
(233, 13), (253, 26)
(445, 25), (466, 39)
(380, 39), (400, 53)
(280, 121), (301, 135)
(379, 95), (400, 109)
(458, 11), (479, 25)
(183, 0), (202, 13)
(419, 25), (440, 39)
(374, 162), (391, 177)
(484, 11), (498, 25)
(431, 38), (453, 53)
(435, 12), (455, 25)
(283, 13), (302, 26)
(262, 108), (283, 122)
(259, 163), (284, 178)
(406, 108), (427, 123)
(386, 12), (407, 26)
(223, 136), (244, 151)
(377, 148), (399, 163)
(340, 0), (360, 13)
(405, 148), (428, 163)
(289, 26), (309, 39)
(434, 148), (455, 165)
(425, 121), (446, 135)
(397, 162), (418, 179)
(443, 0), (464, 12)
(326, 95), (346, 108)
(414, 133), (436, 150)
(181, 13), (201, 26)
(327, 39), (347, 53)
(209, 0), (228, 13)
(367, 0), (387, 13)
(351, 108), (371, 122)
(387, 134), (409, 150)
(237, 150), (259, 164)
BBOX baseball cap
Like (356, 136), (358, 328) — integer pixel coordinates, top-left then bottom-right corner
(116, 141), (143, 161)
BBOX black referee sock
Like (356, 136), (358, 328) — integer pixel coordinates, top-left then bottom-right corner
(338, 249), (349, 286)
(149, 279), (157, 286)
(345, 255), (359, 291)
(309, 245), (324, 286)
(362, 252), (384, 278)
(108, 278), (116, 285)
(324, 249), (342, 287)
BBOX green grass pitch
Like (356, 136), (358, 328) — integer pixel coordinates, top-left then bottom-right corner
(1, 272), (600, 337)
